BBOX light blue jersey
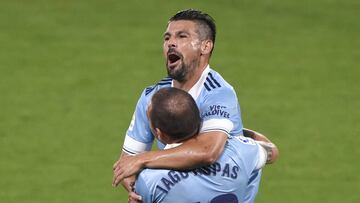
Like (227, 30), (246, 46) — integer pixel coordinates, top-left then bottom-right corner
(122, 65), (243, 154)
(135, 136), (266, 203)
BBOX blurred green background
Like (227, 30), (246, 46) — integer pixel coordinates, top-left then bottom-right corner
(1, 0), (359, 202)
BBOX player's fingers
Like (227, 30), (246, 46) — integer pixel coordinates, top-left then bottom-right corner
(112, 169), (119, 186)
(113, 158), (126, 170)
(113, 160), (120, 170)
(113, 165), (123, 179)
(112, 169), (123, 187)
(113, 172), (125, 187)
(129, 191), (142, 202)
(123, 181), (133, 192)
(112, 174), (117, 187)
(128, 199), (141, 203)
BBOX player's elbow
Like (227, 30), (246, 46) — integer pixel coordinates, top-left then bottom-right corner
(199, 147), (222, 165)
(268, 144), (279, 164)
(190, 132), (227, 166)
(203, 154), (218, 165)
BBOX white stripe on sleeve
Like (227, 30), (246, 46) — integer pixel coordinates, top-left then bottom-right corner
(200, 118), (234, 135)
(255, 144), (268, 170)
(122, 135), (152, 155)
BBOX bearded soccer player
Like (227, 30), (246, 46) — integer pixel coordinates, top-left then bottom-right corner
(113, 9), (278, 202)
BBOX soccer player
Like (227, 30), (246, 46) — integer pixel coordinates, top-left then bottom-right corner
(112, 9), (278, 202)
(135, 87), (277, 203)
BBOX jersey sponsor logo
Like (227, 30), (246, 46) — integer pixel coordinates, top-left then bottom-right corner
(204, 72), (221, 91)
(155, 162), (239, 194)
(202, 105), (230, 119)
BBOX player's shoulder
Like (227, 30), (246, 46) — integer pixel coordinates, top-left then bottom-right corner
(142, 76), (173, 98)
(199, 68), (237, 103)
(203, 68), (236, 95)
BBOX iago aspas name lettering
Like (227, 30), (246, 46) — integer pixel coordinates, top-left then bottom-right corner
(155, 162), (239, 194)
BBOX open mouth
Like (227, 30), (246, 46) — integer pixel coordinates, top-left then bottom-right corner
(167, 52), (181, 66)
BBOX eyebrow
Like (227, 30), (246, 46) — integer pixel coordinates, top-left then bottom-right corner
(177, 31), (190, 35)
(163, 30), (190, 38)
(163, 32), (170, 38)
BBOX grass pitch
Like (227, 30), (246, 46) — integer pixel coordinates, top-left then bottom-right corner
(0, 0), (359, 202)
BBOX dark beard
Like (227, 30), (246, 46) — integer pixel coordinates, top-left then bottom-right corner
(167, 60), (187, 82)
(167, 58), (198, 83)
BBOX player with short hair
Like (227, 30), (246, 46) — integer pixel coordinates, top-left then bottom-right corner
(135, 87), (276, 203)
(112, 9), (279, 202)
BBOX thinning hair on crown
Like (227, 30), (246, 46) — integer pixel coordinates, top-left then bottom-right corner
(149, 87), (201, 141)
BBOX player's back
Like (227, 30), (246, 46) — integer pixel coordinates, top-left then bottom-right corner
(135, 136), (262, 203)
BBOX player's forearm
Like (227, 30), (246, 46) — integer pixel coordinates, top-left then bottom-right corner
(140, 132), (227, 170)
(243, 128), (279, 164)
(139, 147), (206, 170)
(257, 141), (279, 164)
(243, 128), (271, 142)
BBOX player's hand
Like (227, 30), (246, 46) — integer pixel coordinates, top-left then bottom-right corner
(119, 176), (142, 203)
(112, 155), (144, 187)
(128, 191), (142, 203)
(119, 175), (136, 191)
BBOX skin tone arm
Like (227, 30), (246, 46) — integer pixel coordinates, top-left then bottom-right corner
(112, 131), (227, 186)
(142, 131), (227, 169)
(243, 128), (279, 164)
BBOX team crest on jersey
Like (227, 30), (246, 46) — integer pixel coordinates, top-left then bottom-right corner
(235, 136), (256, 145)
(202, 105), (230, 119)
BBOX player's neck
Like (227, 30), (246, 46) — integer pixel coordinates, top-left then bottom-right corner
(173, 62), (208, 91)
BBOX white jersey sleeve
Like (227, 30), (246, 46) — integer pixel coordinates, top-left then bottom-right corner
(122, 89), (154, 155)
(255, 144), (268, 170)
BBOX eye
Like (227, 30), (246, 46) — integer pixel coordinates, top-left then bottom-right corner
(164, 36), (170, 41)
(179, 34), (187, 38)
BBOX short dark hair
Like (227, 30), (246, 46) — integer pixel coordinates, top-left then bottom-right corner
(170, 9), (216, 45)
(149, 87), (201, 142)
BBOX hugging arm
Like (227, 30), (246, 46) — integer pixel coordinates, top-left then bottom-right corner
(243, 128), (279, 164)
(112, 131), (227, 186)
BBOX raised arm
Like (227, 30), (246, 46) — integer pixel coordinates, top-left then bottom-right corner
(243, 128), (279, 164)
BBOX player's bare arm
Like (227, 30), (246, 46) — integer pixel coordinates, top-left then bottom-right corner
(112, 131), (227, 186)
(243, 128), (279, 164)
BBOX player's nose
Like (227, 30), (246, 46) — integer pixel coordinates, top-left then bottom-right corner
(167, 37), (177, 48)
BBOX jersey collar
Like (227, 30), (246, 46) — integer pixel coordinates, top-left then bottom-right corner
(171, 65), (210, 101)
(164, 143), (182, 149)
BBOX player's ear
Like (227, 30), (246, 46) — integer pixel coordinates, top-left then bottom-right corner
(201, 39), (213, 55)
(154, 128), (162, 139)
(155, 128), (170, 144)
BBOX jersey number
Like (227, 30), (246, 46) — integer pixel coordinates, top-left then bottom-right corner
(193, 193), (238, 203)
(210, 193), (238, 203)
